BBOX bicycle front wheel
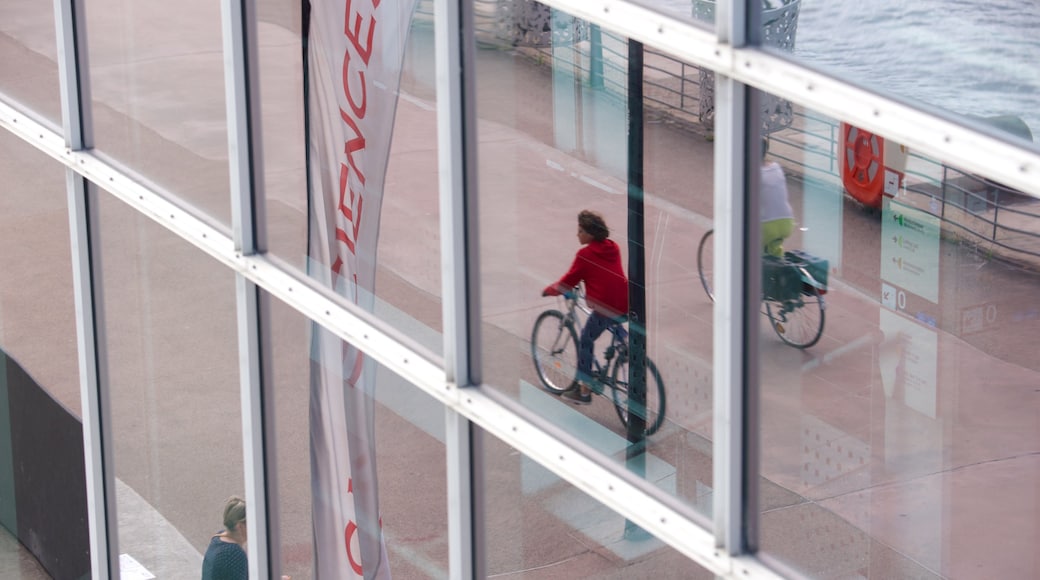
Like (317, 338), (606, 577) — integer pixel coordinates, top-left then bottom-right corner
(530, 310), (580, 394)
(610, 355), (666, 436)
(765, 286), (825, 348)
(697, 229), (715, 302)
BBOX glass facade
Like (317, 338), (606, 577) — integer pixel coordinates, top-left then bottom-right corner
(0, 0), (60, 126)
(84, 0), (233, 223)
(754, 93), (1040, 578)
(0, 1), (1037, 579)
(93, 190), (244, 577)
(0, 131), (77, 411)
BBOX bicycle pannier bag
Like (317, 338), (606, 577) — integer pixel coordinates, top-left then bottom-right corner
(762, 254), (801, 301)
(785, 249), (829, 290)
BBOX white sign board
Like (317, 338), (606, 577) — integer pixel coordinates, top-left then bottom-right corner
(881, 199), (941, 304)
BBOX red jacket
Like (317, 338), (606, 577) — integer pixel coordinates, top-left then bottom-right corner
(544, 239), (629, 317)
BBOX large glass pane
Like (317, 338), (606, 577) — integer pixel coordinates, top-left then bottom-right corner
(619, 0), (715, 29)
(86, 1), (231, 223)
(0, 130), (82, 580)
(755, 93), (1040, 577)
(268, 292), (449, 579)
(266, 294), (313, 579)
(372, 367), (449, 577)
(484, 433), (713, 578)
(258, 5), (306, 265)
(0, 134), (78, 411)
(375, 6), (444, 343)
(0, 0), (61, 125)
(792, 0), (1040, 149)
(96, 190), (242, 578)
(478, 3), (717, 519)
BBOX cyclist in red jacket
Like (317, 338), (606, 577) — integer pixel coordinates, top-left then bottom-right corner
(542, 210), (629, 404)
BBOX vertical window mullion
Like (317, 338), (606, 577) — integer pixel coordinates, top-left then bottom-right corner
(712, 0), (761, 559)
(220, 0), (273, 578)
(435, 0), (484, 576)
(54, 1), (117, 578)
(712, 74), (752, 555)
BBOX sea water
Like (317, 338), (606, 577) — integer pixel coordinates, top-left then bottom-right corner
(654, 0), (1040, 139)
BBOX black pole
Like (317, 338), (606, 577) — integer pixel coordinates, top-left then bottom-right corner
(626, 41), (647, 444)
(590, 24), (604, 89)
(301, 0), (314, 262)
(624, 37), (648, 540)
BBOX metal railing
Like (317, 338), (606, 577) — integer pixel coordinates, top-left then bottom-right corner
(913, 167), (1040, 261)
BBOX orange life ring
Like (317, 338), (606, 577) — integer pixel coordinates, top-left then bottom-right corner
(840, 123), (885, 208)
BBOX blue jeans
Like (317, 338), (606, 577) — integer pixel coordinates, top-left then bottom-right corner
(578, 311), (622, 386)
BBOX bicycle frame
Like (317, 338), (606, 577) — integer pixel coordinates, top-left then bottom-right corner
(699, 228), (827, 348)
(533, 288), (668, 436)
(558, 288), (628, 390)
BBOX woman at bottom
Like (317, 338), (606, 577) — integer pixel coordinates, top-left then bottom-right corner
(201, 496), (248, 580)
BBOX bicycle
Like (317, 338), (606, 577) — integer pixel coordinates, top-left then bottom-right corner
(697, 229), (827, 349)
(530, 288), (667, 436)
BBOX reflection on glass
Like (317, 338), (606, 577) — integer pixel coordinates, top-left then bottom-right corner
(267, 294), (448, 579)
(374, 9), (444, 341)
(696, 0), (801, 135)
(0, 134), (82, 579)
(484, 434), (714, 578)
(0, 0), (60, 124)
(97, 192), (242, 578)
(792, 0), (1040, 149)
(267, 295), (313, 579)
(258, 8), (308, 268)
(757, 93), (1040, 578)
(627, 0), (803, 35)
(622, 0), (715, 29)
(494, 0), (590, 48)
(299, 2), (443, 346)
(85, 1), (231, 222)
(477, 4), (716, 518)
(0, 133), (77, 411)
(371, 363), (449, 577)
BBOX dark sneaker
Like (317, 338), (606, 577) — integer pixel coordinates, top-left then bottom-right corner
(562, 389), (592, 405)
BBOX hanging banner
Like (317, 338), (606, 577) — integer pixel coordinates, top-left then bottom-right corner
(305, 0), (416, 578)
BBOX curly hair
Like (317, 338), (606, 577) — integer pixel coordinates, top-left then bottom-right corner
(578, 210), (610, 241)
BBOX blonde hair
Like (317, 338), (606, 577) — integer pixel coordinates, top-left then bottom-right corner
(222, 495), (247, 531)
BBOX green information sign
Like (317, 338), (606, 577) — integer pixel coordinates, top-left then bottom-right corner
(881, 198), (941, 304)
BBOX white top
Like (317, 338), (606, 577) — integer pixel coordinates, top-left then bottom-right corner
(760, 161), (794, 222)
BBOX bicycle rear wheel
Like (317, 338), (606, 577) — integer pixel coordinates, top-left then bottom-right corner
(765, 285), (825, 348)
(530, 310), (580, 394)
(610, 355), (666, 436)
(697, 229), (715, 302)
